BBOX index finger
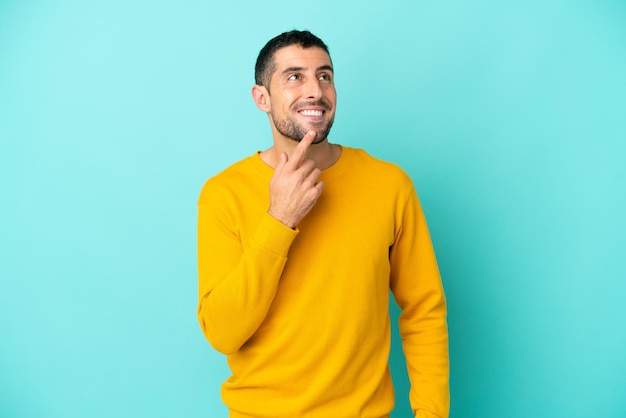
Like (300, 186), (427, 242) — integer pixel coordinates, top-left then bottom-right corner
(290, 130), (317, 167)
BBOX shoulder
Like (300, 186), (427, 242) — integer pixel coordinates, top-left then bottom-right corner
(198, 154), (261, 203)
(342, 147), (414, 187)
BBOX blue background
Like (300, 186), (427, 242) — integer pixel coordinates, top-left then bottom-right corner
(1, 1), (625, 417)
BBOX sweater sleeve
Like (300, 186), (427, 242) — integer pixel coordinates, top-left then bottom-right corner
(197, 195), (298, 354)
(390, 186), (450, 418)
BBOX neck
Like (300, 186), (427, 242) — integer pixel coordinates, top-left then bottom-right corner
(260, 135), (341, 170)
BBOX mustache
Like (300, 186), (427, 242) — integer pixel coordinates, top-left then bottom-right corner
(293, 100), (332, 111)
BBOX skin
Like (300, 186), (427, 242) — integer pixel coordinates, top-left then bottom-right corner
(251, 46), (341, 229)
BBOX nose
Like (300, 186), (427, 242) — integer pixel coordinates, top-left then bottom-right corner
(305, 78), (323, 100)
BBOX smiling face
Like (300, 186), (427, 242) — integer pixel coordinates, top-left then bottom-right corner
(262, 45), (336, 144)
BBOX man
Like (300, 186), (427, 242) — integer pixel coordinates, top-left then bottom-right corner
(197, 30), (449, 418)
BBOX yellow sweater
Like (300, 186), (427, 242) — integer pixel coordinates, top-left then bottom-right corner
(197, 147), (449, 418)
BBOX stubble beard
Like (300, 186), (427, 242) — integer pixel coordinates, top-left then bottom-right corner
(271, 108), (335, 144)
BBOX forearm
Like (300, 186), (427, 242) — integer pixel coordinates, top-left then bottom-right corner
(197, 209), (298, 354)
(403, 305), (449, 418)
(398, 250), (449, 417)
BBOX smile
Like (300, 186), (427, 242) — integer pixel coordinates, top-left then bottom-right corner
(298, 109), (324, 117)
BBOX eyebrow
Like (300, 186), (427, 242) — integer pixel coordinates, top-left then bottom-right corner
(281, 65), (334, 75)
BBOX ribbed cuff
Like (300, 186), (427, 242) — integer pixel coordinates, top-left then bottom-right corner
(252, 213), (299, 258)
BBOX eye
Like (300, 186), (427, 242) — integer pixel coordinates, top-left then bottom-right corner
(318, 73), (332, 82)
(287, 74), (300, 81)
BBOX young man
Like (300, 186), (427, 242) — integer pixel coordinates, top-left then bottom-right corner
(197, 30), (449, 418)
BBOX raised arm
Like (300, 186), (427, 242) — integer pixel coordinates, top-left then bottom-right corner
(197, 131), (323, 354)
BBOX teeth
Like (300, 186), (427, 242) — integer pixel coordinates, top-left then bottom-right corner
(299, 110), (323, 116)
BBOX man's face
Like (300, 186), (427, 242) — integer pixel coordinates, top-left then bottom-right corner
(265, 45), (336, 144)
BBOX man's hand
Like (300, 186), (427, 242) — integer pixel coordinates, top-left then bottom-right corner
(268, 131), (324, 229)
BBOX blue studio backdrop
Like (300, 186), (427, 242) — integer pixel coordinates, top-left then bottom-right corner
(1, 1), (625, 417)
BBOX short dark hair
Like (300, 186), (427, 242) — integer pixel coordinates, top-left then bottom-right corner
(255, 30), (331, 89)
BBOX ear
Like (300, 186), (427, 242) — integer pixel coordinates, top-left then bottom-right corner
(252, 85), (271, 112)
